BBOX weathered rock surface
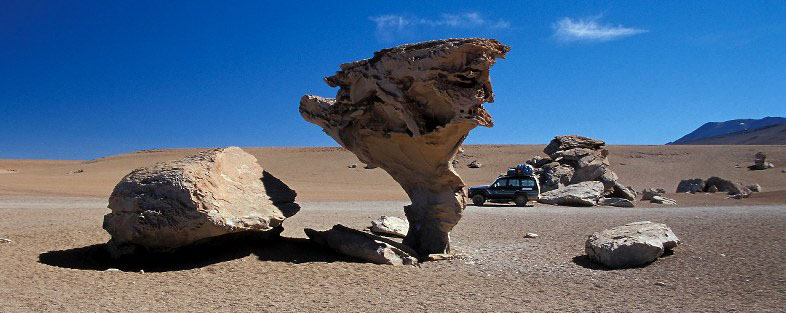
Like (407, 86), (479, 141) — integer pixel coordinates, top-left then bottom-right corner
(611, 183), (637, 201)
(467, 160), (482, 168)
(300, 38), (509, 256)
(305, 225), (418, 266)
(370, 216), (409, 238)
(538, 181), (604, 206)
(705, 176), (751, 196)
(707, 185), (719, 193)
(676, 178), (706, 193)
(0, 237), (11, 244)
(641, 188), (666, 200)
(103, 147), (300, 257)
(598, 197), (635, 208)
(747, 184), (762, 192)
(585, 221), (681, 269)
(650, 196), (677, 205)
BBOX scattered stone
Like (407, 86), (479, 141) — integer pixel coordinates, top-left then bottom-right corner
(524, 233), (539, 239)
(0, 237), (11, 244)
(305, 225), (418, 266)
(650, 196), (677, 205)
(348, 164), (357, 168)
(68, 169), (84, 174)
(538, 181), (604, 206)
(364, 164), (377, 169)
(599, 197), (635, 208)
(676, 178), (705, 193)
(641, 188), (666, 201)
(299, 38), (510, 257)
(467, 160), (482, 168)
(104, 268), (121, 272)
(611, 183), (637, 201)
(747, 184), (762, 192)
(370, 216), (409, 238)
(585, 221), (681, 269)
(102, 147), (300, 258)
(654, 282), (667, 287)
(707, 185), (719, 193)
(734, 164), (741, 168)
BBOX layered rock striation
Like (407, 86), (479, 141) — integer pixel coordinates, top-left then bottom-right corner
(300, 38), (509, 256)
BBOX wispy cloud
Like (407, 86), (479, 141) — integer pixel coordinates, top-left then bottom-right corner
(553, 16), (647, 42)
(369, 12), (510, 42)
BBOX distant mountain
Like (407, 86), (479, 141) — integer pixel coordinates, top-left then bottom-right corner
(669, 117), (786, 145)
(672, 122), (786, 145)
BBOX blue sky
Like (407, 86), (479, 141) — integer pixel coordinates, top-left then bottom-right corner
(2, 1), (785, 159)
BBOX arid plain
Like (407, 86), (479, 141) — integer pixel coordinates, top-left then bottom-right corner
(1, 144), (785, 312)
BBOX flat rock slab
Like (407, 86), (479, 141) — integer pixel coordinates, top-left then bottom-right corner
(598, 197), (634, 208)
(585, 221), (681, 269)
(370, 216), (409, 238)
(103, 147), (300, 258)
(305, 225), (418, 266)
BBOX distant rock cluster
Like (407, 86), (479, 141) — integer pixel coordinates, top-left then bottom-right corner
(530, 135), (636, 207)
(676, 176), (760, 198)
(751, 152), (775, 170)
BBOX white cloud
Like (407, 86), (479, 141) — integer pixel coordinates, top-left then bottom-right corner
(369, 12), (510, 41)
(553, 16), (647, 42)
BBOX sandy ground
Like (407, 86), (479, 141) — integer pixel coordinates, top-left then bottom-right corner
(0, 196), (784, 312)
(1, 145), (785, 311)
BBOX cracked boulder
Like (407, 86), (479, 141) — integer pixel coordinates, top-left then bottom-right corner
(538, 181), (604, 206)
(103, 147), (299, 258)
(300, 38), (509, 256)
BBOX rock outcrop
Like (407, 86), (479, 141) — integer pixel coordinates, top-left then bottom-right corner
(676, 178), (705, 193)
(585, 221), (681, 269)
(751, 152), (775, 170)
(103, 147), (300, 257)
(704, 176), (751, 196)
(305, 225), (418, 266)
(370, 216), (409, 238)
(538, 181), (604, 206)
(299, 38), (509, 256)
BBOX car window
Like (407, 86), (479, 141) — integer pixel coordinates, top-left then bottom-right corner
(493, 179), (507, 188)
(509, 179), (520, 187)
(522, 179), (534, 187)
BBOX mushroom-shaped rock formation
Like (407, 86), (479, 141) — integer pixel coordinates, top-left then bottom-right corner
(300, 38), (509, 256)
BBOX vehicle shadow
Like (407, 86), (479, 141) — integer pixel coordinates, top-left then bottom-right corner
(468, 203), (535, 208)
(38, 233), (353, 272)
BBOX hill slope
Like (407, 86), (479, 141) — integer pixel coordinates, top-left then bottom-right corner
(675, 122), (786, 145)
(669, 117), (786, 144)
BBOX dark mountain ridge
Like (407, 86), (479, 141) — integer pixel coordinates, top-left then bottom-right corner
(668, 116), (786, 145)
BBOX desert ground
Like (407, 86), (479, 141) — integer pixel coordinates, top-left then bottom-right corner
(1, 145), (785, 312)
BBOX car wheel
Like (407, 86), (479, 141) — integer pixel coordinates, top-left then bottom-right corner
(472, 194), (486, 206)
(514, 194), (528, 207)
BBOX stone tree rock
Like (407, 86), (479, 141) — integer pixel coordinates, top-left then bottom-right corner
(535, 135), (628, 195)
(676, 178), (705, 193)
(585, 221), (681, 269)
(103, 147), (300, 257)
(751, 152), (774, 170)
(299, 38), (509, 256)
(538, 181), (604, 206)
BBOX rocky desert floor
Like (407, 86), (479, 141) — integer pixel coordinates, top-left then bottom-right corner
(1, 145), (785, 312)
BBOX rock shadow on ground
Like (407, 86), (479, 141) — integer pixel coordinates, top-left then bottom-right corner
(38, 233), (356, 273)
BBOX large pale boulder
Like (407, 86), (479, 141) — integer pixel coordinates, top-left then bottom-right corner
(300, 38), (509, 256)
(543, 135), (605, 157)
(585, 221), (681, 269)
(598, 197), (635, 208)
(103, 147), (299, 257)
(370, 216), (409, 238)
(538, 181), (604, 206)
(305, 225), (418, 266)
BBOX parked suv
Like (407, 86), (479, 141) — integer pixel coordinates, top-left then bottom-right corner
(468, 174), (540, 207)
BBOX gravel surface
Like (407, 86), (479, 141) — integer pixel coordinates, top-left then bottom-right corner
(1, 197), (784, 312)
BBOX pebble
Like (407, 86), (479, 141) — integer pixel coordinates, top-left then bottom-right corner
(0, 238), (11, 244)
(524, 233), (539, 239)
(104, 268), (121, 272)
(654, 282), (667, 287)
